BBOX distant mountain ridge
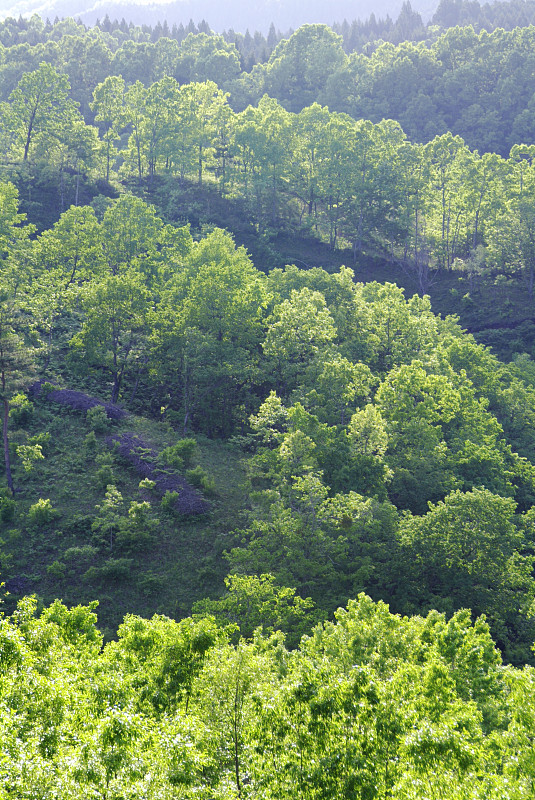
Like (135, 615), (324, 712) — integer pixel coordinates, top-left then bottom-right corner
(0, 0), (434, 33)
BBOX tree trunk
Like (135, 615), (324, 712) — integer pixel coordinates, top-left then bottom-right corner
(233, 679), (242, 797)
(3, 399), (14, 495)
(106, 131), (111, 182)
(111, 372), (121, 404)
(23, 108), (37, 162)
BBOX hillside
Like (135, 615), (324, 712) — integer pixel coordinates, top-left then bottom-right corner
(3, 8), (535, 796)
(2, 386), (246, 637)
(0, 0), (415, 33)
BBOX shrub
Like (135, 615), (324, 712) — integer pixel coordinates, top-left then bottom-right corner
(186, 466), (216, 496)
(174, 437), (198, 467)
(87, 405), (110, 434)
(95, 464), (114, 490)
(116, 500), (157, 553)
(139, 478), (156, 493)
(28, 432), (52, 455)
(163, 409), (182, 429)
(185, 465), (204, 488)
(0, 493), (15, 522)
(82, 567), (100, 583)
(161, 490), (180, 511)
(160, 438), (198, 469)
(28, 498), (58, 527)
(159, 448), (183, 470)
(10, 393), (34, 427)
(63, 545), (98, 565)
(16, 444), (44, 473)
(91, 485), (124, 550)
(138, 572), (165, 597)
(83, 431), (98, 455)
(47, 560), (66, 579)
(116, 526), (153, 552)
(100, 558), (133, 580)
(83, 558), (133, 583)
(62, 515), (94, 537)
(40, 382), (60, 397)
(94, 452), (115, 489)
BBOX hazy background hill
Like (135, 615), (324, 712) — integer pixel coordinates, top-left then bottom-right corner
(0, 0), (434, 33)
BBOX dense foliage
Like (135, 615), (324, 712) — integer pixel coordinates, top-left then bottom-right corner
(3, 15), (535, 153)
(4, 28), (535, 298)
(1, 183), (535, 663)
(2, 593), (535, 798)
(2, 7), (535, 794)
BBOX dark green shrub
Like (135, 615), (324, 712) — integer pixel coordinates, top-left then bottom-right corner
(163, 409), (182, 429)
(186, 466), (216, 496)
(161, 490), (179, 511)
(95, 463), (114, 490)
(82, 567), (100, 583)
(94, 452), (115, 489)
(62, 515), (94, 537)
(87, 405), (110, 434)
(10, 393), (33, 427)
(0, 493), (15, 522)
(83, 431), (98, 455)
(138, 573), (165, 597)
(160, 438), (198, 469)
(100, 558), (133, 580)
(83, 558), (133, 583)
(116, 526), (153, 553)
(63, 545), (98, 564)
(47, 560), (66, 579)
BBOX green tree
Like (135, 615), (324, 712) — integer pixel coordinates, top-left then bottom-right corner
(0, 181), (33, 259)
(28, 205), (104, 365)
(6, 61), (78, 162)
(101, 194), (163, 276)
(123, 80), (148, 180)
(154, 228), (268, 434)
(264, 24), (348, 112)
(141, 75), (181, 176)
(104, 612), (221, 713)
(423, 132), (471, 269)
(263, 287), (337, 396)
(70, 271), (150, 403)
(193, 637), (277, 797)
(314, 111), (354, 249)
(194, 572), (316, 643)
(174, 33), (241, 86)
(486, 157), (535, 298)
(176, 80), (231, 186)
(90, 74), (126, 181)
(234, 95), (294, 226)
(302, 355), (375, 426)
(400, 487), (535, 661)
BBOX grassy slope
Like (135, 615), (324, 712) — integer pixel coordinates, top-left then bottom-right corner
(2, 396), (247, 637)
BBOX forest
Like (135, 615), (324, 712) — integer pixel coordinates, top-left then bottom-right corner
(2, 4), (535, 798)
